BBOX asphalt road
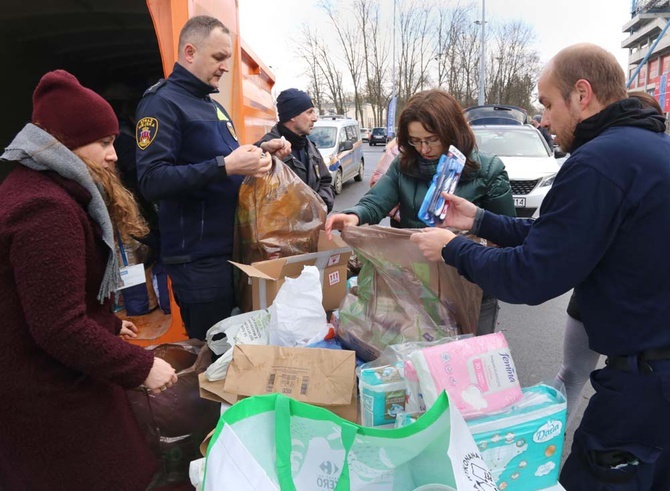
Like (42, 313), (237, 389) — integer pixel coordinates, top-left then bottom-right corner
(332, 144), (600, 466)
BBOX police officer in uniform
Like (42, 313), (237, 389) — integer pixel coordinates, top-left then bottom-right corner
(257, 89), (334, 212)
(135, 15), (286, 340)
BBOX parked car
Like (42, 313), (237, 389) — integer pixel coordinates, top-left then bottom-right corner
(472, 125), (559, 217)
(309, 116), (365, 194)
(465, 105), (528, 125)
(369, 127), (387, 146)
(360, 127), (370, 142)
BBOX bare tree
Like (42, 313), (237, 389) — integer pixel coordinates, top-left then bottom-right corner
(320, 0), (364, 122)
(486, 20), (540, 111)
(434, 4), (469, 90)
(397, 0), (435, 106)
(295, 25), (347, 114)
(296, 0), (540, 118)
(353, 0), (390, 127)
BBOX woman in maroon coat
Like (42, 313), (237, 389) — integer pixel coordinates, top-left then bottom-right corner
(0, 70), (178, 490)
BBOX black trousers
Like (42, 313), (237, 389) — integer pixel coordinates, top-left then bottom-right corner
(176, 295), (235, 341)
(560, 359), (670, 490)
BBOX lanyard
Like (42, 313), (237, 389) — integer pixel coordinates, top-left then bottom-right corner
(116, 231), (129, 267)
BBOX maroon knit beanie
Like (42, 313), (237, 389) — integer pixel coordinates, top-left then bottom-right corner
(32, 70), (119, 149)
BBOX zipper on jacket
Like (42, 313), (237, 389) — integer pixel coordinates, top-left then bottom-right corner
(200, 201), (205, 241)
(180, 209), (185, 250)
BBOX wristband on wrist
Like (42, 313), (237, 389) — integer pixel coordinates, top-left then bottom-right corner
(216, 155), (227, 179)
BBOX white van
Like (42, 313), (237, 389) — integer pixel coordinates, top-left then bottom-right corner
(308, 116), (365, 194)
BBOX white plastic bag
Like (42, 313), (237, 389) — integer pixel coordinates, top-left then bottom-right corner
(268, 265), (328, 347)
(205, 309), (271, 381)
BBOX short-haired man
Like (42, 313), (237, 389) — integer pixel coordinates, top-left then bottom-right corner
(135, 16), (286, 340)
(257, 88), (334, 211)
(411, 43), (670, 489)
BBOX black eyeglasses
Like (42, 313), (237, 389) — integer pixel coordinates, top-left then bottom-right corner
(407, 136), (441, 148)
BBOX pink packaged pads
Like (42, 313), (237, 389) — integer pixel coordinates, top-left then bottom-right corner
(408, 332), (523, 419)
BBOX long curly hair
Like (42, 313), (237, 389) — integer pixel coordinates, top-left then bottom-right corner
(81, 158), (148, 242)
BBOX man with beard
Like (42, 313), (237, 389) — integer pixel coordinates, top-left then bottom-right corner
(257, 88), (334, 212)
(135, 16), (286, 340)
(410, 43), (670, 489)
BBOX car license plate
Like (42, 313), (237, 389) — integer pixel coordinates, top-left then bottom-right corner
(514, 197), (526, 207)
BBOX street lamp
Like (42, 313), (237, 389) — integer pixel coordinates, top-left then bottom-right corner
(475, 0), (486, 105)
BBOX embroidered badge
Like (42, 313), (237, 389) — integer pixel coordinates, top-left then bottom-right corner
(226, 121), (238, 141)
(136, 117), (158, 150)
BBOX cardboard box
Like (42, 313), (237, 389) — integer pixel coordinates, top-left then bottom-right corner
(230, 231), (351, 311)
(199, 344), (358, 422)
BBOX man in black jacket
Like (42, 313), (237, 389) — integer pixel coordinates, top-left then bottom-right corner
(532, 114), (554, 148)
(257, 89), (334, 212)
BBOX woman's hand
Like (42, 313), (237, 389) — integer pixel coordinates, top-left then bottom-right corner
(119, 320), (138, 339)
(325, 213), (360, 240)
(142, 358), (178, 395)
(410, 228), (456, 262)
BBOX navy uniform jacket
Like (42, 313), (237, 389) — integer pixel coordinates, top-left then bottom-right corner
(135, 63), (243, 302)
(442, 100), (670, 356)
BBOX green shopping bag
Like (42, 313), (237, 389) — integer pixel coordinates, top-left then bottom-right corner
(203, 391), (498, 490)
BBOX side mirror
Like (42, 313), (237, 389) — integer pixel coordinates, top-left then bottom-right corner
(553, 146), (566, 159)
(340, 140), (354, 152)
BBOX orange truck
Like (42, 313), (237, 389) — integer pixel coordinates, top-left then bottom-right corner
(1, 0), (277, 345)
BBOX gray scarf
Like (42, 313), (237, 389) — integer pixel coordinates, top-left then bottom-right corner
(1, 123), (121, 302)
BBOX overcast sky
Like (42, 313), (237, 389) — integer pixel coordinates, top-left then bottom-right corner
(239, 0), (634, 95)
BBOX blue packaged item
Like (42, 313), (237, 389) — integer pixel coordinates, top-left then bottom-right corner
(465, 384), (567, 491)
(418, 145), (466, 227)
(306, 338), (343, 350)
(358, 362), (406, 427)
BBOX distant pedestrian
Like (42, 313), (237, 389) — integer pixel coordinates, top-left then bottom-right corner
(532, 113), (554, 147)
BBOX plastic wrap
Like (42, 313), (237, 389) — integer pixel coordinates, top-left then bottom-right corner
(338, 225), (482, 361)
(235, 157), (327, 264)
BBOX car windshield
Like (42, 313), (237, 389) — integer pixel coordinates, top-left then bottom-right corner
(309, 127), (337, 149)
(473, 128), (550, 158)
(372, 128), (385, 135)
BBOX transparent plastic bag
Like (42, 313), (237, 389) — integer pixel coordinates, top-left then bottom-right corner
(235, 157), (327, 264)
(338, 225), (482, 362)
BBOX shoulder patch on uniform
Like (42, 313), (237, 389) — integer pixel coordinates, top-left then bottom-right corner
(136, 117), (158, 150)
(226, 121), (238, 141)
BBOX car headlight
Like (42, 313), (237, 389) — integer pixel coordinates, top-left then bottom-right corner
(538, 173), (557, 188)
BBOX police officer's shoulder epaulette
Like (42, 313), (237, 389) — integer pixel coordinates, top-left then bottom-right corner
(141, 79), (167, 98)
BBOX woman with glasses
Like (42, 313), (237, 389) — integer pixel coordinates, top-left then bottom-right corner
(326, 89), (515, 335)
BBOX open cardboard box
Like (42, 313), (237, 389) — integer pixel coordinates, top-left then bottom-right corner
(198, 344), (358, 423)
(230, 231), (351, 312)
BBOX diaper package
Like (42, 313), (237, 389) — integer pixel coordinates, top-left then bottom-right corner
(466, 384), (567, 491)
(408, 332), (523, 418)
(403, 360), (426, 413)
(358, 362), (407, 427)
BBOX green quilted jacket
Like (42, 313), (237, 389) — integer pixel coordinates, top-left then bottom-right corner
(344, 150), (515, 228)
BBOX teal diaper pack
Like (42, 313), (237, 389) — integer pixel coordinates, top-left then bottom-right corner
(466, 384), (567, 491)
(359, 362), (407, 427)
